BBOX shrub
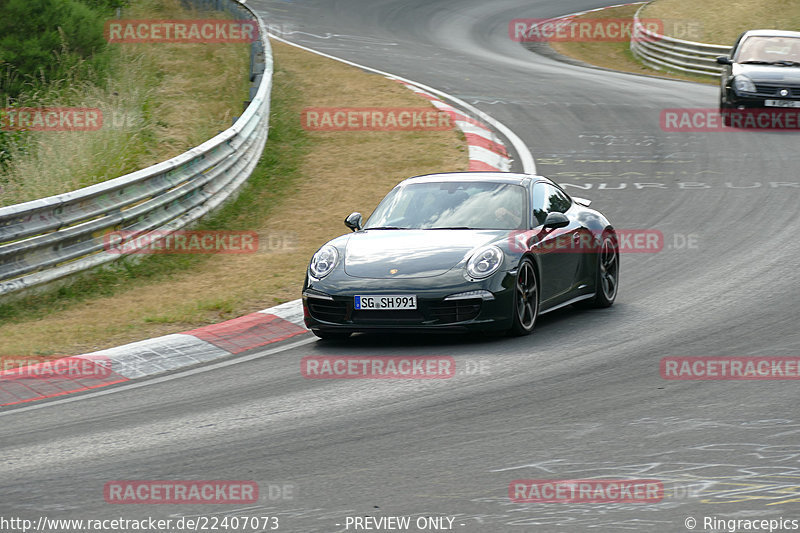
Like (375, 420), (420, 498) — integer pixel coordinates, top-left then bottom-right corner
(0, 0), (111, 98)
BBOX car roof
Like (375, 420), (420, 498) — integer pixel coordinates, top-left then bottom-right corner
(400, 172), (551, 186)
(739, 29), (800, 39)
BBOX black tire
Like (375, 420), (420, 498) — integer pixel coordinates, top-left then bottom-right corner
(508, 258), (539, 336)
(576, 230), (619, 309)
(312, 329), (351, 340)
(720, 98), (736, 128)
(720, 105), (732, 127)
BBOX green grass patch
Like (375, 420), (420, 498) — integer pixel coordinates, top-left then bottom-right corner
(0, 0), (250, 206)
(0, 58), (308, 324)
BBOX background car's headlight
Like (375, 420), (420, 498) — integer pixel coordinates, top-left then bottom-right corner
(309, 245), (338, 278)
(733, 76), (756, 93)
(466, 245), (503, 279)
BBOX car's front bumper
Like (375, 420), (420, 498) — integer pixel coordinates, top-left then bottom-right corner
(302, 270), (517, 334)
(722, 88), (800, 109)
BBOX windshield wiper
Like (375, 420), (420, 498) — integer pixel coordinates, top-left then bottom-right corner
(365, 226), (406, 230)
(740, 60), (772, 64)
(429, 226), (474, 230)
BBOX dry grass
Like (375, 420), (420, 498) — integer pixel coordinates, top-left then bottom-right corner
(0, 0), (249, 206)
(642, 0), (800, 44)
(554, 1), (800, 80)
(0, 41), (467, 357)
(549, 4), (715, 84)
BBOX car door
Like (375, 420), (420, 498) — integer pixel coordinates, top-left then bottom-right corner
(529, 182), (585, 303)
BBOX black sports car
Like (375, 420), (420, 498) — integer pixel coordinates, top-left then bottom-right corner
(717, 30), (800, 122)
(302, 172), (619, 339)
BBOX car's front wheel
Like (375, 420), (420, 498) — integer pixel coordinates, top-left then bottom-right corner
(508, 258), (539, 336)
(720, 96), (734, 127)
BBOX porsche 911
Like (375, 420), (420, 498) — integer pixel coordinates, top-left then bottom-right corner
(302, 172), (619, 339)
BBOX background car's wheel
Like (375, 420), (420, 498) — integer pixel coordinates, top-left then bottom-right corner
(720, 102), (732, 127)
(312, 329), (351, 340)
(576, 230), (619, 309)
(508, 258), (538, 336)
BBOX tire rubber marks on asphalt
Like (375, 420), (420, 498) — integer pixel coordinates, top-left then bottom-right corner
(488, 418), (800, 521)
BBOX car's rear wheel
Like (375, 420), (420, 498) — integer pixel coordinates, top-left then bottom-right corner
(576, 231), (619, 309)
(508, 258), (538, 336)
(312, 329), (351, 340)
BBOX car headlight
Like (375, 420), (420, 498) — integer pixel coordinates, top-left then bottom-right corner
(309, 245), (338, 279)
(466, 245), (503, 279)
(733, 76), (756, 93)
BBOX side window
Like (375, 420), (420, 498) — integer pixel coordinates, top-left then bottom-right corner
(531, 183), (548, 226)
(532, 183), (571, 226)
(548, 185), (571, 213)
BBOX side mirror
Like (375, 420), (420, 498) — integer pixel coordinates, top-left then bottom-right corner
(716, 56), (732, 65)
(344, 212), (363, 232)
(543, 212), (570, 229)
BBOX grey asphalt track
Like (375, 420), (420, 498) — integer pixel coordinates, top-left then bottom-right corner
(2, 1), (799, 531)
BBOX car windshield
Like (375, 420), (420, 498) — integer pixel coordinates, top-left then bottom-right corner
(736, 36), (800, 64)
(363, 181), (527, 230)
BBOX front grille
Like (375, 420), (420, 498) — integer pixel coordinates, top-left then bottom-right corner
(307, 299), (348, 323)
(428, 299), (482, 324)
(309, 297), (484, 326)
(753, 84), (800, 98)
(352, 310), (424, 324)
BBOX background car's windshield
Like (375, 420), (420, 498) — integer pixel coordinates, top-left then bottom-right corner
(364, 181), (527, 230)
(736, 36), (800, 63)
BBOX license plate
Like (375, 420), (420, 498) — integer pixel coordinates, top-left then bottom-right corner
(765, 99), (800, 108)
(355, 295), (417, 310)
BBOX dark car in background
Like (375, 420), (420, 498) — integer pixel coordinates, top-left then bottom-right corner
(717, 30), (800, 124)
(302, 172), (619, 340)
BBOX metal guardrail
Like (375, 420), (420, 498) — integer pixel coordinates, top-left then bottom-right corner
(630, 2), (730, 77)
(0, 0), (273, 298)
